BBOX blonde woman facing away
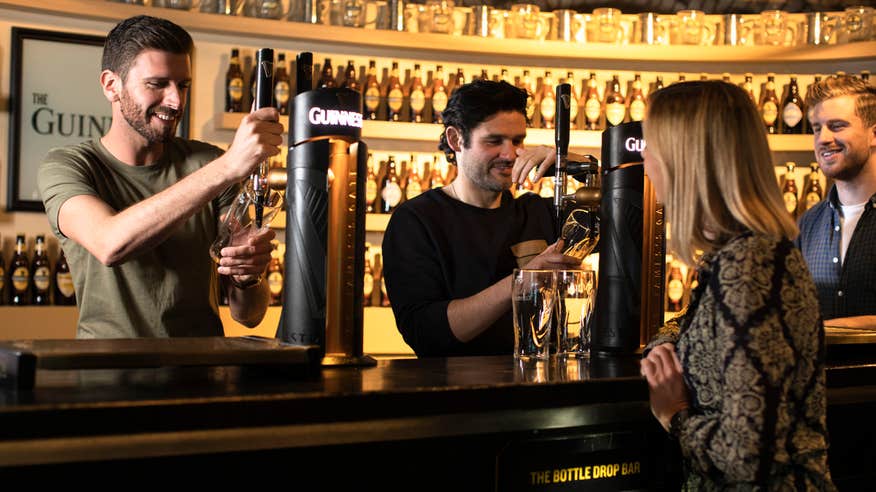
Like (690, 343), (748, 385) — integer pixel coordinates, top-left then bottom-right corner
(639, 81), (836, 491)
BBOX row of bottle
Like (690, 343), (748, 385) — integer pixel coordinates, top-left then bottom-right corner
(366, 153), (454, 214)
(222, 49), (871, 133)
(0, 234), (75, 306)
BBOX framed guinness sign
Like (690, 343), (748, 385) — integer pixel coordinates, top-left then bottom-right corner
(6, 27), (190, 212)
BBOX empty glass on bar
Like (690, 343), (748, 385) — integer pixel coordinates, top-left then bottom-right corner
(554, 269), (596, 358)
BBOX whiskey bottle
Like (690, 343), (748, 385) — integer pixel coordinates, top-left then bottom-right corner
(409, 64), (426, 123)
(780, 75), (804, 134)
(628, 73), (646, 122)
(274, 52), (291, 115)
(741, 73), (756, 103)
(380, 155), (403, 213)
(267, 240), (283, 306)
(517, 70), (536, 127)
(652, 75), (665, 92)
(9, 234), (30, 306)
(803, 163), (824, 212)
(450, 67), (465, 97)
(564, 71), (579, 129)
(363, 60), (381, 120)
(804, 75), (822, 135)
(430, 65), (449, 124)
(386, 62), (404, 122)
(365, 153), (379, 213)
(405, 160), (425, 201)
(225, 48), (245, 113)
(341, 60), (360, 91)
(54, 248), (75, 305)
(666, 259), (685, 312)
(782, 162), (799, 217)
(31, 235), (51, 306)
(582, 72), (602, 131)
(363, 248), (374, 307)
(0, 234), (5, 305)
(760, 73), (780, 134)
(319, 57), (336, 88)
(604, 74), (626, 128)
(539, 71), (556, 129)
(429, 156), (444, 189)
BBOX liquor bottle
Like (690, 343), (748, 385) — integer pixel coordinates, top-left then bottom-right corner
(365, 153), (379, 213)
(0, 234), (5, 305)
(780, 75), (804, 134)
(803, 162), (824, 212)
(699, 73), (709, 81)
(274, 53), (291, 115)
(267, 240), (283, 306)
(9, 234), (30, 306)
(363, 248), (374, 307)
(430, 65), (449, 124)
(54, 248), (75, 305)
(363, 60), (381, 120)
(674, 73), (686, 84)
(722, 73), (731, 83)
(861, 70), (871, 84)
(30, 235), (51, 306)
(539, 71), (556, 129)
(628, 73), (646, 122)
(804, 75), (822, 135)
(741, 73), (756, 103)
(517, 70), (536, 126)
(760, 73), (780, 134)
(604, 74), (626, 128)
(386, 62), (404, 122)
(225, 48), (245, 112)
(564, 71), (579, 129)
(450, 67), (466, 96)
(582, 72), (602, 131)
(653, 75), (665, 92)
(666, 258), (685, 312)
(405, 160), (425, 201)
(409, 64), (426, 123)
(341, 60), (359, 91)
(782, 162), (799, 218)
(500, 68), (511, 84)
(380, 155), (403, 213)
(479, 68), (490, 81)
(429, 156), (444, 189)
(319, 58), (336, 88)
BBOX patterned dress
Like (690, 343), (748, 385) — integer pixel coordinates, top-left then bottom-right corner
(647, 233), (836, 491)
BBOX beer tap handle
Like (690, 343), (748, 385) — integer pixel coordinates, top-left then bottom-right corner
(295, 52), (313, 95)
(252, 48), (275, 228)
(554, 83), (571, 230)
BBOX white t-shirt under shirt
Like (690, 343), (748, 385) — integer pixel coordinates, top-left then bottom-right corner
(840, 201), (867, 264)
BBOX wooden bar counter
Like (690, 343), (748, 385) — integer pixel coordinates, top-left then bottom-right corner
(0, 334), (875, 488)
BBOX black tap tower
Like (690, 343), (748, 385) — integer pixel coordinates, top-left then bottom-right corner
(252, 48), (274, 228)
(277, 52), (376, 366)
(553, 84), (663, 356)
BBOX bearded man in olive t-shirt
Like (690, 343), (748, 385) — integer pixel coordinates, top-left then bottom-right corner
(37, 16), (283, 338)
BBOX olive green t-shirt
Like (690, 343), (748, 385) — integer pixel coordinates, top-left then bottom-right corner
(38, 138), (238, 338)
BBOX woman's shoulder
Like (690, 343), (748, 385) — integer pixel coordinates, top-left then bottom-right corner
(713, 233), (793, 266)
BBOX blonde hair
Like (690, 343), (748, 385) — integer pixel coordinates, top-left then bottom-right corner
(643, 81), (798, 265)
(805, 74), (876, 126)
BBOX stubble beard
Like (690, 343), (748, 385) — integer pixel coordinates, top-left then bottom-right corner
(119, 90), (178, 145)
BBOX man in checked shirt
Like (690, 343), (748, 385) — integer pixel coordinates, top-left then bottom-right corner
(797, 74), (876, 328)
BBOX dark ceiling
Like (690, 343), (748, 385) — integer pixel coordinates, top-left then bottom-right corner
(462, 0), (876, 14)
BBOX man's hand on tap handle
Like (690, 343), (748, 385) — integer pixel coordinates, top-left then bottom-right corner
(512, 146), (591, 187)
(220, 107), (283, 182)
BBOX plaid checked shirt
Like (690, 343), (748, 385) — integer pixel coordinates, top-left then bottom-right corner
(796, 185), (876, 319)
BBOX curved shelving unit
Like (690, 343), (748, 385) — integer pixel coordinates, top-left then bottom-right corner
(218, 111), (814, 151)
(2, 0), (874, 73)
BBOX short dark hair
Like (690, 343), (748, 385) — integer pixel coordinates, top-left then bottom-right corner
(438, 80), (528, 164)
(102, 15), (193, 81)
